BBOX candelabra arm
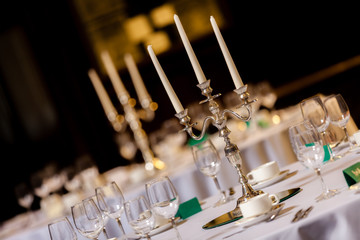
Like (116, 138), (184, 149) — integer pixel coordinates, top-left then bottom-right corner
(222, 109), (251, 122)
(175, 109), (215, 141)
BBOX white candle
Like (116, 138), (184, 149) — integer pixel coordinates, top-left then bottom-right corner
(174, 14), (207, 84)
(88, 69), (118, 118)
(124, 53), (149, 102)
(147, 45), (184, 113)
(100, 50), (128, 98)
(210, 16), (244, 89)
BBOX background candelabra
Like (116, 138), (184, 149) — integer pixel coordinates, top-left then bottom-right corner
(88, 51), (162, 174)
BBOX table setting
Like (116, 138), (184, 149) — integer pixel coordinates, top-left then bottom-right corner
(3, 13), (360, 240)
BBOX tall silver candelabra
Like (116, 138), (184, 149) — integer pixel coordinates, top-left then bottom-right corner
(116, 93), (157, 173)
(175, 80), (262, 208)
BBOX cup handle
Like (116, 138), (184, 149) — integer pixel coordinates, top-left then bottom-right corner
(269, 194), (280, 205)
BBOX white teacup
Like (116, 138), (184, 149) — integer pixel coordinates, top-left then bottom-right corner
(246, 161), (280, 185)
(240, 193), (279, 218)
(353, 130), (360, 146)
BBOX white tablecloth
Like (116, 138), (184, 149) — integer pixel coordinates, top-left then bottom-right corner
(2, 103), (359, 240)
(151, 152), (360, 240)
(3, 151), (360, 240)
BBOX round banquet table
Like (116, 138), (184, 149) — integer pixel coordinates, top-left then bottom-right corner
(3, 151), (360, 240)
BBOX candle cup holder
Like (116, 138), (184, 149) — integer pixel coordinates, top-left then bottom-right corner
(175, 80), (262, 209)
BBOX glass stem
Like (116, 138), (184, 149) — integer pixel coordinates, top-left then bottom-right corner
(116, 218), (126, 237)
(342, 126), (353, 147)
(316, 168), (329, 194)
(321, 131), (334, 159)
(102, 227), (109, 239)
(171, 217), (182, 240)
(212, 176), (226, 200)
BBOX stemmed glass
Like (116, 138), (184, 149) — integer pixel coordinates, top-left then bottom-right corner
(14, 182), (34, 217)
(48, 217), (78, 240)
(300, 95), (334, 160)
(85, 195), (110, 239)
(191, 139), (228, 206)
(124, 195), (156, 240)
(288, 121), (339, 201)
(324, 94), (355, 151)
(288, 121), (311, 168)
(71, 198), (104, 240)
(145, 176), (182, 240)
(95, 181), (127, 237)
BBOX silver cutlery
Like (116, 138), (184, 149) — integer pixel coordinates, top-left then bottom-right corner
(291, 206), (314, 223)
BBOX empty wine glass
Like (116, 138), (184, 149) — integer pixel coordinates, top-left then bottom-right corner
(85, 195), (110, 239)
(324, 94), (355, 151)
(48, 217), (78, 240)
(124, 195), (156, 240)
(71, 198), (104, 240)
(288, 121), (311, 168)
(145, 176), (182, 240)
(191, 139), (228, 206)
(300, 95), (334, 160)
(289, 121), (339, 201)
(14, 182), (34, 212)
(95, 181), (127, 237)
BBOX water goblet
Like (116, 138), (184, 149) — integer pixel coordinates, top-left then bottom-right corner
(324, 94), (355, 151)
(14, 182), (34, 212)
(289, 121), (339, 201)
(71, 198), (104, 240)
(145, 176), (182, 239)
(95, 181), (127, 237)
(191, 139), (228, 206)
(85, 195), (110, 239)
(48, 217), (78, 240)
(124, 195), (156, 240)
(289, 120), (316, 167)
(300, 95), (334, 160)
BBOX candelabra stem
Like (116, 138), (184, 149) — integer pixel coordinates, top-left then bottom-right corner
(222, 130), (262, 205)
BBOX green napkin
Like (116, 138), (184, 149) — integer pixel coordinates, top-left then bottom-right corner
(305, 143), (331, 162)
(175, 197), (202, 219)
(343, 162), (360, 187)
(187, 134), (208, 146)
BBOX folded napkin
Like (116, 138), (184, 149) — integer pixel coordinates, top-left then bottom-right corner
(175, 197), (202, 219)
(343, 162), (360, 186)
(305, 143), (331, 162)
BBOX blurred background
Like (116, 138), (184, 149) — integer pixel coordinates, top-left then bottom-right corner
(1, 0), (360, 222)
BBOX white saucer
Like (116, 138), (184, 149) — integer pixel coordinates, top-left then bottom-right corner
(251, 170), (290, 190)
(234, 203), (285, 228)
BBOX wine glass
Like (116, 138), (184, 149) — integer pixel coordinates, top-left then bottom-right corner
(14, 182), (34, 213)
(145, 176), (182, 240)
(95, 181), (127, 237)
(324, 94), (355, 151)
(124, 195), (156, 240)
(48, 217), (78, 240)
(288, 121), (309, 168)
(289, 121), (339, 201)
(71, 198), (104, 240)
(300, 95), (334, 160)
(85, 195), (110, 239)
(191, 139), (228, 206)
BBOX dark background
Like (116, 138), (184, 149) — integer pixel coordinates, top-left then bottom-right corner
(1, 1), (360, 222)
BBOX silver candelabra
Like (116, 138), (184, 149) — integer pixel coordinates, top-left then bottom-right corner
(175, 80), (262, 208)
(116, 93), (157, 173)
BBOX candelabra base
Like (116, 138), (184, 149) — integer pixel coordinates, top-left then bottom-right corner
(224, 141), (263, 210)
